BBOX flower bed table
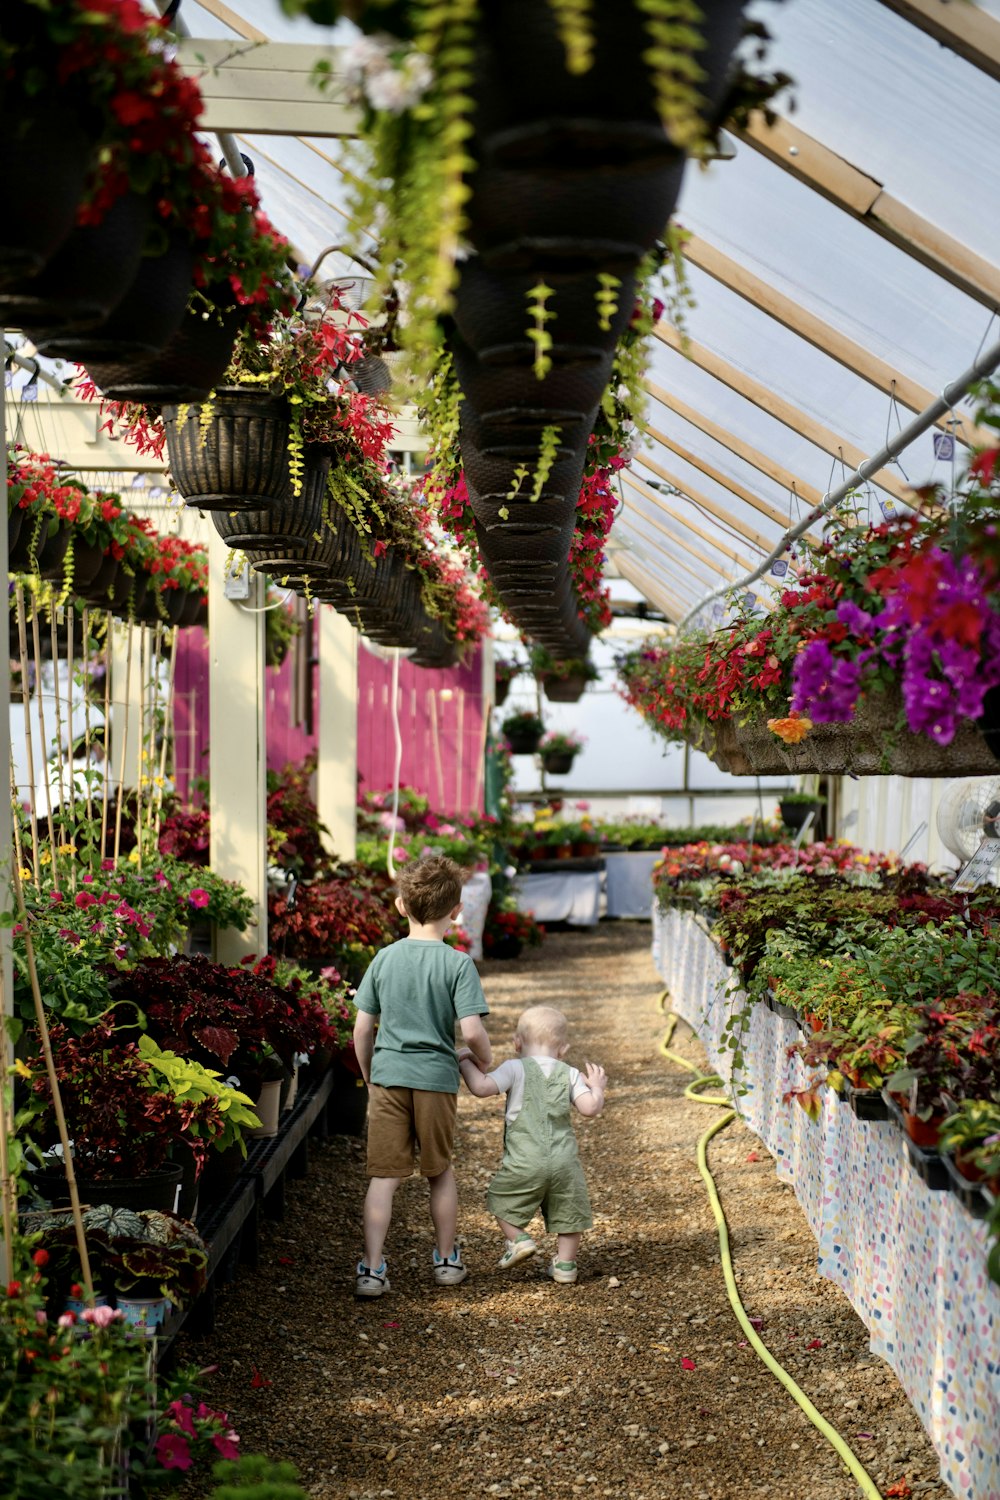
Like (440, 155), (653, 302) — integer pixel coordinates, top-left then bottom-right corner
(651, 906), (1000, 1500)
(515, 859), (603, 927)
(604, 850), (662, 918)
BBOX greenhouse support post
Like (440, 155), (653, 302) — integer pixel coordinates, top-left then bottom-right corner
(0, 369), (13, 1287)
(679, 333), (1000, 629)
(316, 607), (358, 862)
(208, 536), (268, 962)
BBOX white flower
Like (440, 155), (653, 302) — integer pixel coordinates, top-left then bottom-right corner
(365, 66), (414, 114)
(343, 32), (394, 88)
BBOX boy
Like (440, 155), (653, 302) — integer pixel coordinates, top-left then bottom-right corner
(352, 854), (492, 1298)
(458, 1004), (606, 1285)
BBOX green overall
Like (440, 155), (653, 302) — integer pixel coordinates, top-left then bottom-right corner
(486, 1057), (593, 1234)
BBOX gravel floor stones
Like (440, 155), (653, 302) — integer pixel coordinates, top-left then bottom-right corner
(177, 922), (952, 1500)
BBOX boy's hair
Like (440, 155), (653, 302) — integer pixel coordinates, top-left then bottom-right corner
(516, 1005), (569, 1052)
(397, 854), (463, 925)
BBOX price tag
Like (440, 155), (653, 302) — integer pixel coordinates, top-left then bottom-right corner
(878, 499), (897, 519)
(952, 835), (1000, 893)
(770, 559), (789, 578)
(932, 432), (955, 461)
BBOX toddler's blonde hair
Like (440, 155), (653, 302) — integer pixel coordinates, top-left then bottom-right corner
(515, 1005), (569, 1052)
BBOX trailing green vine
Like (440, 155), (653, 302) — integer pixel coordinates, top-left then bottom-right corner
(594, 273), (621, 334)
(548, 0), (595, 76)
(531, 424), (563, 503)
(526, 281), (556, 380)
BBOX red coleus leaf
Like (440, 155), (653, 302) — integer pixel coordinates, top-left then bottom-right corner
(192, 1024), (240, 1067)
(680, 1357), (697, 1371)
(806, 1338), (823, 1350)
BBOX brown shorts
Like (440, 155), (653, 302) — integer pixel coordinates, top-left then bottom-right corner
(366, 1085), (458, 1179)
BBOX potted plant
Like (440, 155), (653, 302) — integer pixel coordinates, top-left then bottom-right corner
(938, 1100), (1000, 1184)
(531, 648), (599, 703)
(494, 653), (520, 707)
(544, 824), (574, 860)
(540, 729), (584, 776)
(19, 1021), (231, 1212)
(778, 791), (826, 836)
(501, 710), (545, 755)
(482, 901), (545, 960)
(886, 994), (1000, 1148)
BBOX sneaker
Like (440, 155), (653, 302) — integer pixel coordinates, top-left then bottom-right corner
(498, 1235), (537, 1270)
(432, 1245), (469, 1287)
(355, 1260), (390, 1298)
(546, 1258), (579, 1285)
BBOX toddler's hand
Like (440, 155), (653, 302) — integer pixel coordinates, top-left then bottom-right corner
(583, 1061), (607, 1092)
(456, 1047), (474, 1063)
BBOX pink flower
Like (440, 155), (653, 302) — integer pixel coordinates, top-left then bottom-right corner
(35, 1310), (47, 1326)
(82, 873), (94, 884)
(212, 1429), (241, 1461)
(57, 1312), (76, 1329)
(49, 891), (63, 904)
(75, 892), (96, 909)
(154, 1433), (193, 1471)
(188, 889), (210, 909)
(101, 858), (115, 871)
(82, 1304), (121, 1328)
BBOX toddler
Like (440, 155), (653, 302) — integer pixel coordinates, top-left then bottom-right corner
(459, 1004), (605, 1284)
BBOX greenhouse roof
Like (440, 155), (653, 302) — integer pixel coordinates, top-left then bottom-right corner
(15, 0), (1000, 625)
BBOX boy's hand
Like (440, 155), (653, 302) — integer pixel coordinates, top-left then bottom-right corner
(456, 1047), (474, 1063)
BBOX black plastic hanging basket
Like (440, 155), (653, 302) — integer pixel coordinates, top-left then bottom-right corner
(0, 96), (96, 289)
(165, 386), (291, 513)
(86, 283), (248, 406)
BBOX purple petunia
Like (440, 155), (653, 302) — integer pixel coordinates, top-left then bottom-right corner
(790, 640), (863, 723)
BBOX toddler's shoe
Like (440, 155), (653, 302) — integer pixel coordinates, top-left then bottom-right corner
(498, 1235), (537, 1270)
(545, 1258), (579, 1285)
(355, 1259), (390, 1298)
(433, 1245), (469, 1287)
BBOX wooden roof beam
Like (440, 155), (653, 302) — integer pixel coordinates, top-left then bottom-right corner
(652, 323), (915, 507)
(875, 0), (1000, 84)
(625, 472), (759, 574)
(734, 110), (1000, 309)
(683, 232), (986, 449)
(609, 551), (688, 622)
(621, 478), (744, 583)
(643, 381), (825, 513)
(634, 450), (787, 552)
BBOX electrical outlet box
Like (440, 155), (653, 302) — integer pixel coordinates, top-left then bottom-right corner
(224, 559), (251, 600)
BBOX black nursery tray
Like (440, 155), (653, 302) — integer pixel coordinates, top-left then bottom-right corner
(844, 1080), (890, 1122)
(521, 857), (605, 874)
(942, 1152), (994, 1220)
(764, 989), (800, 1023)
(881, 1090), (950, 1191)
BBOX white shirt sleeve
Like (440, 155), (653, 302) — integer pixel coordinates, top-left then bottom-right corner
(489, 1059), (521, 1095)
(568, 1065), (591, 1102)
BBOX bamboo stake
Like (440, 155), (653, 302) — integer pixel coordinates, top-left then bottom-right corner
(0, 1003), (16, 1283)
(100, 626), (113, 858)
(30, 599), (59, 889)
(82, 609), (94, 827)
(64, 605), (76, 892)
(155, 627), (178, 840)
(470, 697), (491, 815)
(455, 688), (465, 813)
(15, 586), (40, 886)
(146, 623), (164, 837)
(49, 607), (69, 861)
(428, 688), (445, 808)
(10, 861), (94, 1299)
(113, 622), (134, 865)
(135, 626), (146, 868)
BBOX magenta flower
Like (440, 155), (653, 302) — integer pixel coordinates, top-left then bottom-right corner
(188, 889), (210, 909)
(212, 1430), (241, 1461)
(154, 1433), (193, 1471)
(167, 1399), (197, 1436)
(75, 891), (96, 909)
(101, 858), (115, 871)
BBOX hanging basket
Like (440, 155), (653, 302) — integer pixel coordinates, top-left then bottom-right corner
(37, 230), (195, 365)
(465, 155), (686, 273)
(708, 692), (1000, 778)
(469, 0), (747, 167)
(87, 284), (248, 406)
(165, 386), (291, 512)
(71, 538), (110, 591)
(542, 672), (589, 703)
(0, 97), (96, 290)
(454, 259), (636, 361)
(4, 191), (152, 337)
(505, 727), (544, 755)
(541, 749), (575, 775)
(476, 514), (574, 564)
(450, 331), (613, 428)
(461, 428), (586, 506)
(79, 552), (121, 606)
(215, 452), (332, 572)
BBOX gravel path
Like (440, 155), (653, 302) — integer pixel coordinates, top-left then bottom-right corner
(179, 923), (952, 1500)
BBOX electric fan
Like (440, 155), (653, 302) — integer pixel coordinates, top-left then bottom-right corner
(935, 776), (1000, 865)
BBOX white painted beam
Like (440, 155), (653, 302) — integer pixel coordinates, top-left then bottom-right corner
(176, 39), (358, 137)
(316, 606), (358, 862)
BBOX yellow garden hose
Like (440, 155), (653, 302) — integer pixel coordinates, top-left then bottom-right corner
(657, 991), (884, 1500)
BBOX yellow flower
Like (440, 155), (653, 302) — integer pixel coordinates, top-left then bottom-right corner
(128, 847), (140, 864)
(39, 850), (51, 866)
(19, 867), (32, 880)
(767, 715), (813, 745)
(12, 1059), (32, 1080)
(58, 843), (76, 856)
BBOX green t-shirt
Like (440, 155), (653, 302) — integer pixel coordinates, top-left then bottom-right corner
(354, 938), (489, 1093)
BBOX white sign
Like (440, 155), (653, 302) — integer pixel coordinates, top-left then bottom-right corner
(224, 559), (251, 600)
(952, 836), (1000, 893)
(933, 432), (955, 461)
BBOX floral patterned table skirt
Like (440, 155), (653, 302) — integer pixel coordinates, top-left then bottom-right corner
(652, 905), (1000, 1500)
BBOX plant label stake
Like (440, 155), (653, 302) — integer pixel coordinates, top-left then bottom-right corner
(898, 821), (928, 863)
(792, 810), (815, 861)
(952, 835), (1000, 893)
